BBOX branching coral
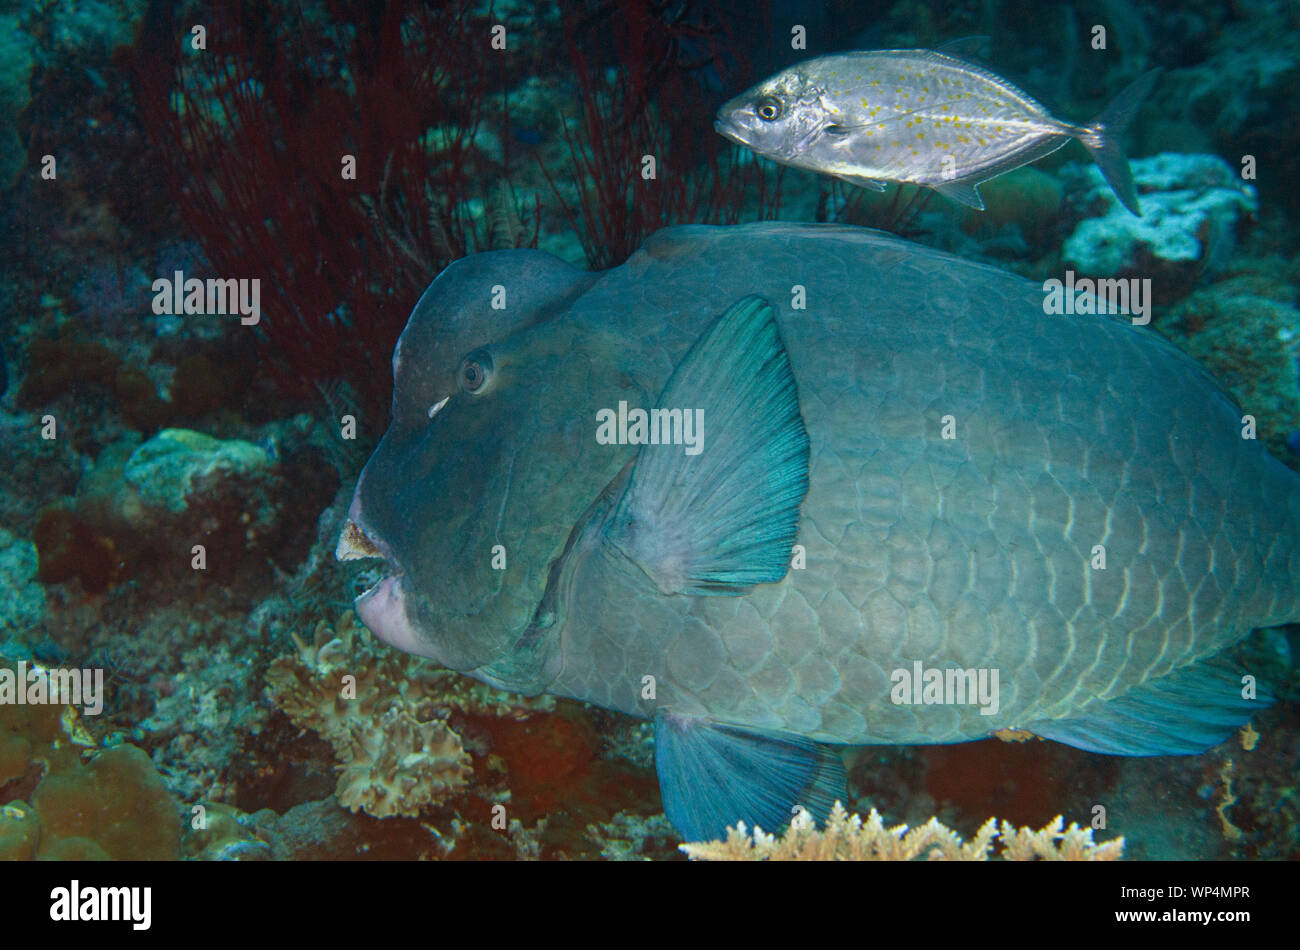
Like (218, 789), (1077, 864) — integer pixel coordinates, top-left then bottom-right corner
(680, 801), (1125, 861)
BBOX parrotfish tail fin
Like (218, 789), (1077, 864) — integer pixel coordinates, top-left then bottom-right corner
(1024, 651), (1273, 756)
(609, 294), (810, 595)
(1073, 68), (1161, 216)
(654, 711), (847, 842)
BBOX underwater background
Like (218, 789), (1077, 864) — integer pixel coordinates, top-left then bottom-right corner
(0, 0), (1296, 861)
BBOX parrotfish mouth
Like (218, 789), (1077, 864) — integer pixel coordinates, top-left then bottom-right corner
(335, 507), (436, 659)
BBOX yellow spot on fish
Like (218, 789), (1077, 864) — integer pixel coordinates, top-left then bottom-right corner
(862, 98), (869, 108)
(917, 131), (924, 139)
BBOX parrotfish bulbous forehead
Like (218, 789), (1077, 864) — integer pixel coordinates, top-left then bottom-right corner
(337, 250), (635, 685)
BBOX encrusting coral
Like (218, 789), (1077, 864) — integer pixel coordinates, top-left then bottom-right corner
(0, 654), (182, 860)
(680, 801), (1124, 861)
(265, 611), (554, 819)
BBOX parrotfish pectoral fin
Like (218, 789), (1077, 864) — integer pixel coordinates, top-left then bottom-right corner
(608, 295), (810, 596)
(654, 711), (847, 842)
(1075, 68), (1161, 216)
(834, 172), (888, 191)
(933, 179), (986, 210)
(1024, 652), (1273, 756)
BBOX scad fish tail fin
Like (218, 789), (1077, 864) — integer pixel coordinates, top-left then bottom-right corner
(1074, 68), (1161, 216)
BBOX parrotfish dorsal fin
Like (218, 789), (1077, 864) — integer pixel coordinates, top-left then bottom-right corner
(1023, 650), (1273, 755)
(655, 712), (847, 842)
(608, 295), (810, 596)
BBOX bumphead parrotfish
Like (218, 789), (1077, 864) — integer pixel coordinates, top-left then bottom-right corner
(338, 223), (1282, 841)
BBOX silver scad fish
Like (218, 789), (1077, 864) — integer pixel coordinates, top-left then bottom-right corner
(716, 44), (1160, 215)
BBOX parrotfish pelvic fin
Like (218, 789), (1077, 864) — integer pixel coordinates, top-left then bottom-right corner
(654, 711), (848, 841)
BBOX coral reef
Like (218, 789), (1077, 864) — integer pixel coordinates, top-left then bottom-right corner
(16, 336), (167, 433)
(139, 637), (265, 806)
(259, 609), (670, 856)
(32, 504), (121, 594)
(1061, 153), (1257, 300)
(31, 422), (338, 595)
(0, 528), (45, 638)
(1156, 0), (1300, 216)
(131, 0), (536, 416)
(681, 802), (1125, 861)
(957, 166), (1063, 250)
(122, 428), (272, 514)
(1157, 250), (1300, 460)
(0, 654), (181, 860)
(584, 810), (679, 861)
(0, 16), (35, 188)
(29, 744), (180, 860)
(0, 0), (1296, 865)
(265, 612), (485, 818)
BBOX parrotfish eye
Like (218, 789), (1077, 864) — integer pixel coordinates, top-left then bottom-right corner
(457, 350), (493, 394)
(756, 96), (782, 121)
